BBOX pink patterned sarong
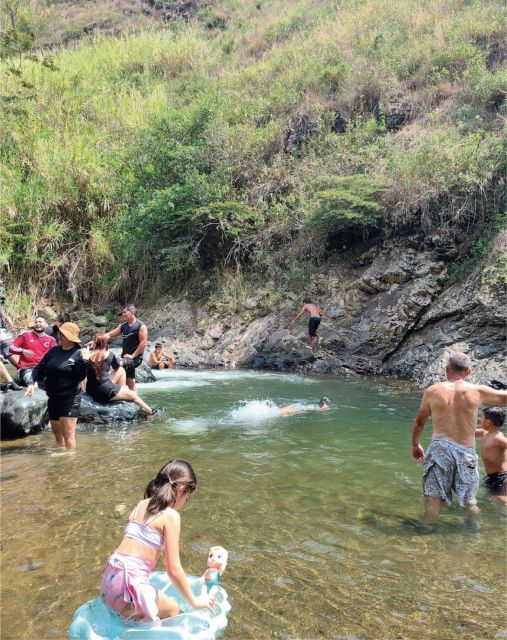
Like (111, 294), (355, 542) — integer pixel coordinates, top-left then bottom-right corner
(100, 551), (159, 621)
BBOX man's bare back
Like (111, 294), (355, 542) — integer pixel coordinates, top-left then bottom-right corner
(300, 303), (321, 317)
(424, 380), (494, 447)
(413, 379), (507, 454)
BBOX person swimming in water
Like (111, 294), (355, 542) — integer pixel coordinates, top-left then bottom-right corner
(279, 397), (331, 416)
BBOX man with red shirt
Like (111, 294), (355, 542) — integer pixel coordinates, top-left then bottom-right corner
(10, 316), (57, 386)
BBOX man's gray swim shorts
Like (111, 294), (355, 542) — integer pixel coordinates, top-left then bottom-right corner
(423, 437), (479, 506)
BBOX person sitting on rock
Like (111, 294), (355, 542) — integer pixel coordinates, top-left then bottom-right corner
(9, 316), (57, 386)
(102, 305), (147, 393)
(84, 333), (161, 416)
(149, 343), (175, 370)
(0, 355), (23, 392)
(45, 313), (71, 340)
(279, 397), (331, 416)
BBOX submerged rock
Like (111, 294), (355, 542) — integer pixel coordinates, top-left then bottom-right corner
(0, 389), (48, 439)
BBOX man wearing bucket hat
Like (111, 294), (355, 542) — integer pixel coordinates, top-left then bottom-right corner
(26, 322), (89, 451)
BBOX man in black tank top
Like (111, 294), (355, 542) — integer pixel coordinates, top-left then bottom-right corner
(104, 305), (148, 391)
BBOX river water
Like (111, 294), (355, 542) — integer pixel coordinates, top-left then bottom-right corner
(1, 370), (505, 639)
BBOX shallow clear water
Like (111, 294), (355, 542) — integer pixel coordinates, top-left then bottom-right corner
(1, 370), (505, 640)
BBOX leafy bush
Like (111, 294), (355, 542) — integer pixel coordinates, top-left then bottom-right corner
(192, 201), (261, 263)
(307, 175), (386, 235)
(317, 64), (351, 92)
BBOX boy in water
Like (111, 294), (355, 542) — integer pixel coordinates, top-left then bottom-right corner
(475, 407), (507, 505)
(279, 397), (331, 416)
(149, 343), (175, 370)
(289, 299), (323, 350)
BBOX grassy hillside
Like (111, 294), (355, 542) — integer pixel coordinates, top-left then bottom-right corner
(0, 0), (505, 317)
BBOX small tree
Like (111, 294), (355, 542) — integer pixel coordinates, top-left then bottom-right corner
(308, 174), (386, 235)
(0, 0), (56, 113)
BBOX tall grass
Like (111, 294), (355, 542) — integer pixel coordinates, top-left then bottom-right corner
(0, 0), (505, 307)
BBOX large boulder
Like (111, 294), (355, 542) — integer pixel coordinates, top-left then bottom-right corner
(0, 389), (48, 439)
(78, 393), (142, 424)
(135, 361), (156, 383)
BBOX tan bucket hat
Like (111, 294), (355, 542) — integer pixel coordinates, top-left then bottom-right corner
(58, 322), (82, 346)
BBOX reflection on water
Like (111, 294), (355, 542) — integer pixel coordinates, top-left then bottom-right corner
(1, 370), (505, 640)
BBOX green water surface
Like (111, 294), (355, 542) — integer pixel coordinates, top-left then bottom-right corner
(1, 370), (505, 639)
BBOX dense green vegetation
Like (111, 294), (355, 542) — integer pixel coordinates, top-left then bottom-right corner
(0, 0), (505, 312)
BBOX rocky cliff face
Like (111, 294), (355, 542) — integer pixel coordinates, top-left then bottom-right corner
(384, 234), (506, 386)
(143, 233), (506, 386)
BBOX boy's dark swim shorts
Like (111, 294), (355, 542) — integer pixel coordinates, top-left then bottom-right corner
(308, 316), (321, 337)
(483, 471), (507, 495)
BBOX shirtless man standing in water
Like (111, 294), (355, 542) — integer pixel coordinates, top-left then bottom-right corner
(411, 352), (507, 522)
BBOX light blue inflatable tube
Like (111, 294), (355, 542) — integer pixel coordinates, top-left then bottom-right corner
(69, 573), (231, 640)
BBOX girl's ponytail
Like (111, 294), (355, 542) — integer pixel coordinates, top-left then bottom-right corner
(144, 459), (197, 514)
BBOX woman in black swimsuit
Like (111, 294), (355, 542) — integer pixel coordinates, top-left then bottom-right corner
(85, 334), (157, 415)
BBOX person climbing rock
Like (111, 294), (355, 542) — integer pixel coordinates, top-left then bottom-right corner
(289, 298), (323, 350)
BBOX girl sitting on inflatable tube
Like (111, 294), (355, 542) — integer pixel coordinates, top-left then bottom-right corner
(99, 459), (215, 622)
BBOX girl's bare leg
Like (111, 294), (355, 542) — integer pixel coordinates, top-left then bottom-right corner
(112, 386), (152, 414)
(0, 361), (13, 383)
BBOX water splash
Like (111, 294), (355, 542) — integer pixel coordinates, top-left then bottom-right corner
(230, 400), (281, 422)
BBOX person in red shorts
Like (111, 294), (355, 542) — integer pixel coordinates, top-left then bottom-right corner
(10, 316), (57, 386)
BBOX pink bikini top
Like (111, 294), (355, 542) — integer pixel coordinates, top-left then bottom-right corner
(123, 503), (172, 550)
